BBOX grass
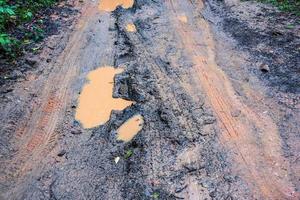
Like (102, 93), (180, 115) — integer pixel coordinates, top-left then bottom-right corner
(124, 149), (133, 159)
(0, 0), (58, 59)
(259, 0), (300, 16)
(152, 192), (160, 199)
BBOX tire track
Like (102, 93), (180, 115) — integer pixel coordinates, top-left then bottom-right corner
(0, 1), (97, 191)
(167, 0), (298, 199)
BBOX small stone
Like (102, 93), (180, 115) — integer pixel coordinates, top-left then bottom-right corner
(10, 70), (23, 80)
(260, 64), (270, 72)
(25, 57), (39, 66)
(203, 116), (216, 124)
(71, 128), (82, 135)
(3, 88), (13, 93)
(231, 109), (241, 117)
(114, 157), (120, 164)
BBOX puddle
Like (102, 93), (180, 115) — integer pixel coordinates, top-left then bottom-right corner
(126, 23), (136, 32)
(99, 0), (134, 12)
(117, 114), (144, 142)
(178, 15), (188, 23)
(75, 66), (134, 129)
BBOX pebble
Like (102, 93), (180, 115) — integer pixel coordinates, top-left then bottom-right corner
(71, 128), (82, 135)
(25, 57), (39, 66)
(260, 64), (270, 72)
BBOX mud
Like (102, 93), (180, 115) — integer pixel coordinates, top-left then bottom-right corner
(0, 0), (299, 199)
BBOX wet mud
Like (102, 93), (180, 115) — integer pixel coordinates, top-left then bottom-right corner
(0, 0), (299, 199)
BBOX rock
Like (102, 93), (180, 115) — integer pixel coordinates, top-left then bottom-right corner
(21, 64), (32, 72)
(203, 116), (216, 125)
(10, 70), (23, 80)
(260, 64), (270, 72)
(2, 88), (13, 93)
(71, 128), (82, 135)
(25, 57), (39, 66)
(175, 185), (188, 193)
(114, 157), (120, 164)
(231, 109), (241, 117)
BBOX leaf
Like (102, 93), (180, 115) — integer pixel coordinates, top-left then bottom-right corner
(6, 8), (15, 15)
(31, 47), (40, 51)
(23, 39), (31, 45)
(124, 150), (133, 159)
(286, 24), (294, 29)
(152, 192), (160, 199)
(26, 11), (33, 19)
(0, 34), (11, 45)
(0, 37), (5, 45)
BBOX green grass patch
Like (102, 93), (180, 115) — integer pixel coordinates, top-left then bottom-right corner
(259, 0), (300, 16)
(124, 150), (133, 159)
(0, 0), (58, 58)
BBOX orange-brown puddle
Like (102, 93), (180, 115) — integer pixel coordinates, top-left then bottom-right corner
(178, 15), (188, 23)
(126, 23), (137, 32)
(75, 66), (134, 129)
(117, 114), (144, 142)
(99, 0), (134, 12)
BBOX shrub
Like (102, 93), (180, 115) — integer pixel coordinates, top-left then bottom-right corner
(0, 0), (58, 58)
(259, 0), (300, 15)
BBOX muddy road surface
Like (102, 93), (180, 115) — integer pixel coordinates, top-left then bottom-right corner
(0, 0), (299, 199)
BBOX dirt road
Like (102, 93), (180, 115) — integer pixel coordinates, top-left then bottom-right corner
(0, 0), (299, 199)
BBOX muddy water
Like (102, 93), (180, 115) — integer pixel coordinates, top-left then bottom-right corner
(99, 0), (134, 12)
(126, 23), (137, 32)
(178, 15), (188, 23)
(75, 67), (134, 129)
(117, 114), (144, 142)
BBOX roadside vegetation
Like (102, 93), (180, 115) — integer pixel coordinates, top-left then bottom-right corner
(0, 0), (58, 59)
(258, 0), (300, 15)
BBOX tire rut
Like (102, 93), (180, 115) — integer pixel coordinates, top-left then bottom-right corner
(167, 0), (298, 198)
(0, 1), (98, 195)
